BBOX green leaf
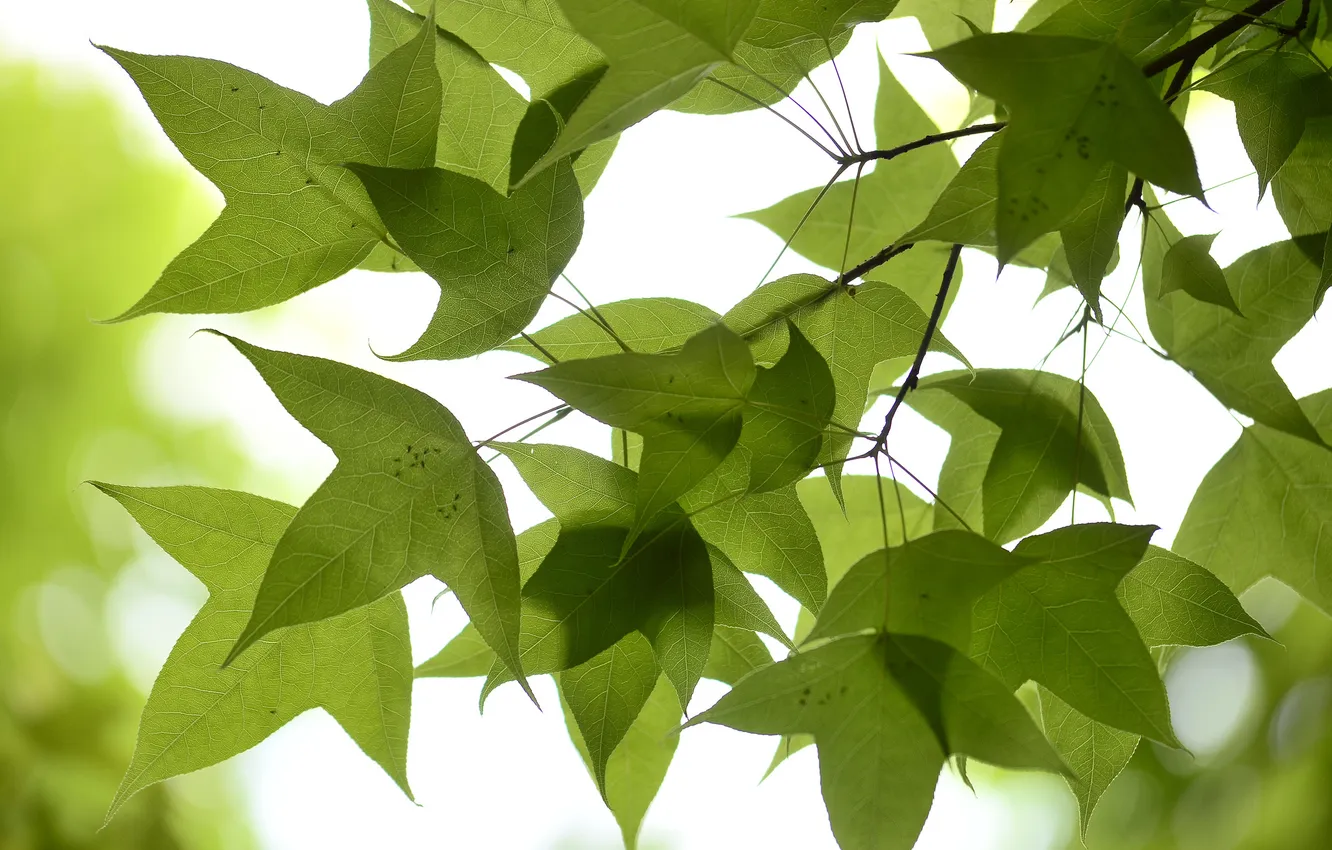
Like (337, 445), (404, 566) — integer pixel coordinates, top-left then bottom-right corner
(503, 297), (721, 362)
(1060, 161), (1128, 317)
(688, 633), (1065, 850)
(893, 0), (995, 49)
(1036, 687), (1140, 833)
(1148, 238), (1324, 443)
(723, 274), (966, 494)
(1117, 545), (1269, 647)
(1271, 116), (1332, 237)
(805, 531), (1033, 649)
(1176, 389), (1332, 612)
(518, 323), (756, 531)
(704, 624), (776, 684)
(740, 56), (958, 290)
(1202, 49), (1332, 193)
(670, 30), (852, 115)
(408, 0), (603, 99)
(1030, 0), (1195, 62)
(497, 520), (714, 709)
(494, 442), (638, 527)
(509, 65), (610, 188)
(1159, 232), (1242, 314)
(91, 484), (413, 819)
(559, 631), (660, 795)
(415, 520), (558, 678)
(101, 16), (441, 318)
(926, 33), (1202, 264)
(562, 672), (681, 850)
(913, 369), (1132, 544)
(900, 388), (998, 534)
(741, 322), (836, 493)
(209, 333), (530, 698)
(711, 544), (795, 648)
(1040, 542), (1266, 831)
(797, 475), (935, 589)
(349, 160), (583, 360)
(744, 0), (902, 48)
(972, 523), (1178, 744)
(516, 0), (760, 182)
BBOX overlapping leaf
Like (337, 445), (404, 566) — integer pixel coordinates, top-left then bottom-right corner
(503, 298), (721, 362)
(94, 484), (413, 819)
(350, 159), (582, 360)
(1146, 238), (1325, 443)
(687, 632), (1065, 850)
(514, 0), (761, 182)
(209, 334), (530, 699)
(971, 523), (1177, 743)
(906, 369), (1131, 543)
(1176, 389), (1332, 611)
(102, 14), (440, 318)
(927, 33), (1202, 263)
(1041, 544), (1267, 830)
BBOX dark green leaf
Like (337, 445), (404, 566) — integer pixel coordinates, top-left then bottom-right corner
(1060, 160), (1128, 316)
(1160, 232), (1242, 314)
(741, 322), (836, 493)
(927, 33), (1202, 263)
(704, 624), (776, 684)
(1030, 0), (1195, 62)
(503, 298), (721, 362)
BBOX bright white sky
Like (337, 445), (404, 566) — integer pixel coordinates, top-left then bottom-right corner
(3, 1), (1328, 848)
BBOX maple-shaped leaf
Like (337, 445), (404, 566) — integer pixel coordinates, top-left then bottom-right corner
(687, 632), (1065, 850)
(723, 273), (967, 497)
(1041, 543), (1267, 831)
(503, 297), (721, 362)
(893, 0), (994, 49)
(514, 0), (761, 183)
(348, 159), (582, 360)
(926, 32), (1202, 264)
(366, 0), (528, 194)
(1202, 49), (1332, 193)
(1027, 0), (1195, 62)
(1176, 389), (1332, 612)
(92, 484), (413, 820)
(741, 55), (960, 303)
(804, 530), (1034, 649)
(208, 334), (530, 698)
(1268, 117), (1332, 306)
(972, 523), (1178, 744)
(1146, 238), (1325, 443)
(101, 12), (440, 319)
(561, 666), (681, 850)
(1160, 232), (1242, 314)
(518, 323), (763, 532)
(908, 369), (1131, 544)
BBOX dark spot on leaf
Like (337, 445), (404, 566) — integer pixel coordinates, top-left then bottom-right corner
(230, 86), (239, 92)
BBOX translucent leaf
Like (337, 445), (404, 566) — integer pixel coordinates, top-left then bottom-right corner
(972, 523), (1178, 744)
(1060, 160), (1129, 317)
(1029, 0), (1195, 62)
(1159, 233), (1242, 314)
(92, 484), (413, 819)
(927, 33), (1202, 263)
(704, 624), (775, 684)
(101, 16), (440, 318)
(688, 633), (1065, 850)
(210, 334), (529, 697)
(914, 369), (1132, 544)
(503, 297), (721, 362)
(1176, 390), (1332, 612)
(741, 323), (836, 493)
(349, 160), (583, 360)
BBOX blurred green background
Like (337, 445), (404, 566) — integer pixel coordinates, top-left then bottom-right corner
(0, 63), (253, 849)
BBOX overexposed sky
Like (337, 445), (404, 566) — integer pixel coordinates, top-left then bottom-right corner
(3, 0), (1328, 848)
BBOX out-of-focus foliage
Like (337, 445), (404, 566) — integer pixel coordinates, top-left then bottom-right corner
(0, 64), (252, 849)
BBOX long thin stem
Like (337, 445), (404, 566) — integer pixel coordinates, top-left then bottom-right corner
(872, 244), (964, 450)
(849, 123), (1005, 164)
(743, 67), (851, 158)
(520, 331), (560, 364)
(475, 403), (570, 448)
(886, 453), (975, 534)
(803, 69), (856, 155)
(1071, 308), (1090, 525)
(562, 275), (632, 353)
(706, 77), (842, 159)
(838, 163), (867, 283)
(827, 40), (863, 154)
(757, 161), (852, 288)
(1142, 0), (1287, 77)
(549, 291), (631, 354)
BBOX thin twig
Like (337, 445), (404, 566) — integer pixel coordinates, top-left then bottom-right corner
(1141, 0), (1287, 77)
(482, 407), (574, 463)
(706, 77), (842, 159)
(475, 403), (570, 448)
(743, 67), (851, 158)
(886, 453), (975, 533)
(827, 40), (863, 154)
(838, 163), (867, 284)
(838, 242), (916, 286)
(848, 123), (1005, 164)
(562, 274), (632, 353)
(757, 161), (852, 288)
(803, 69), (856, 155)
(520, 331), (560, 364)
(872, 244), (964, 450)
